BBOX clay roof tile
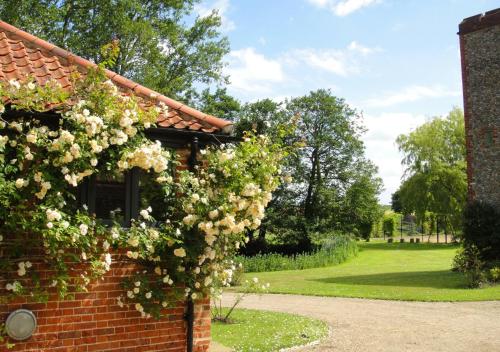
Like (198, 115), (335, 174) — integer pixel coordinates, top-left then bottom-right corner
(0, 20), (233, 135)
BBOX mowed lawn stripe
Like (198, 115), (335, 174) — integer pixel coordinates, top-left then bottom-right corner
(247, 241), (500, 301)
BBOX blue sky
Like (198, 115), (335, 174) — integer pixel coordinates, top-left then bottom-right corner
(195, 0), (499, 204)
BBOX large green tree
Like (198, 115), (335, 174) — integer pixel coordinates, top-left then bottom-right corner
(241, 90), (382, 250)
(340, 160), (384, 238)
(396, 107), (467, 232)
(286, 90), (366, 222)
(0, 0), (229, 100)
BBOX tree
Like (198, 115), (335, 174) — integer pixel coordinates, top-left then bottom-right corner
(391, 190), (403, 213)
(195, 87), (241, 121)
(254, 90), (381, 249)
(0, 0), (229, 100)
(286, 90), (366, 224)
(233, 99), (289, 139)
(340, 160), (384, 239)
(383, 215), (396, 237)
(396, 107), (466, 231)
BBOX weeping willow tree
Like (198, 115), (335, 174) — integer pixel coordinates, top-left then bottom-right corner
(396, 107), (467, 235)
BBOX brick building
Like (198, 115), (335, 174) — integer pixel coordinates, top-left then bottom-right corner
(0, 21), (235, 351)
(459, 8), (500, 208)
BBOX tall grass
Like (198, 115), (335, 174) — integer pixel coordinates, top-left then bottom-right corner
(236, 235), (358, 273)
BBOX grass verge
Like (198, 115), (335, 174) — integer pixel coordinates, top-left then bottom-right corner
(211, 308), (328, 352)
(243, 241), (500, 301)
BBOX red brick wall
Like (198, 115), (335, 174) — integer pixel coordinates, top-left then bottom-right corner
(0, 147), (212, 352)
(0, 259), (211, 352)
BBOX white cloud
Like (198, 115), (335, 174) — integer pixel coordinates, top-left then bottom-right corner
(290, 49), (352, 76)
(348, 41), (381, 55)
(224, 42), (378, 99)
(195, 0), (235, 32)
(361, 112), (427, 203)
(287, 41), (380, 76)
(224, 48), (285, 93)
(365, 85), (462, 108)
(307, 0), (381, 16)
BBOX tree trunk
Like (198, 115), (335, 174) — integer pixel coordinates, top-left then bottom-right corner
(304, 148), (318, 220)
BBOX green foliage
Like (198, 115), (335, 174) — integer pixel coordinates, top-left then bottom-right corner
(454, 200), (500, 288)
(211, 308), (329, 352)
(453, 245), (485, 288)
(397, 107), (465, 173)
(211, 276), (269, 323)
(391, 190), (403, 213)
(340, 160), (383, 238)
(0, 0), (229, 100)
(396, 107), (467, 231)
(489, 267), (500, 283)
(0, 73), (160, 303)
(236, 235), (358, 272)
(195, 87), (241, 121)
(239, 90), (382, 250)
(232, 99), (289, 140)
(462, 200), (500, 263)
(286, 90), (365, 222)
(383, 216), (395, 237)
(0, 74), (290, 318)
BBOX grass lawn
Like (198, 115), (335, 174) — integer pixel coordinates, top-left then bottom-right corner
(211, 308), (328, 352)
(245, 241), (500, 301)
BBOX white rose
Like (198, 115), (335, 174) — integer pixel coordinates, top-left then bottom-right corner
(15, 178), (25, 188)
(103, 240), (110, 251)
(208, 210), (219, 219)
(79, 224), (88, 235)
(26, 132), (37, 144)
(173, 248), (186, 258)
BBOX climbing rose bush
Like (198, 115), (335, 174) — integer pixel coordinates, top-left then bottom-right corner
(0, 69), (290, 318)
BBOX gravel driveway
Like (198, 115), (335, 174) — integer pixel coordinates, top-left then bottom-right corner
(221, 293), (500, 352)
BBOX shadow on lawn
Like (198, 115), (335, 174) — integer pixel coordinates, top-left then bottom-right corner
(309, 270), (465, 289)
(358, 242), (460, 251)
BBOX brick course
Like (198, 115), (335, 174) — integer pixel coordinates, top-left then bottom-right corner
(0, 147), (212, 351)
(0, 259), (211, 352)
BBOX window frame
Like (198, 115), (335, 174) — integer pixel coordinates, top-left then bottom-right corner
(76, 129), (237, 227)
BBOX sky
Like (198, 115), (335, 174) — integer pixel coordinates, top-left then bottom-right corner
(195, 0), (499, 204)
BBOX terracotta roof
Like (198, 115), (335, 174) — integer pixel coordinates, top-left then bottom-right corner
(0, 21), (233, 135)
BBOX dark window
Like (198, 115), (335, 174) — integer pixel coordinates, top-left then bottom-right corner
(76, 139), (196, 226)
(138, 147), (177, 223)
(94, 171), (127, 223)
(79, 169), (139, 227)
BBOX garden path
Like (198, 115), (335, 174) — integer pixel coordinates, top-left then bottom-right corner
(221, 293), (500, 352)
